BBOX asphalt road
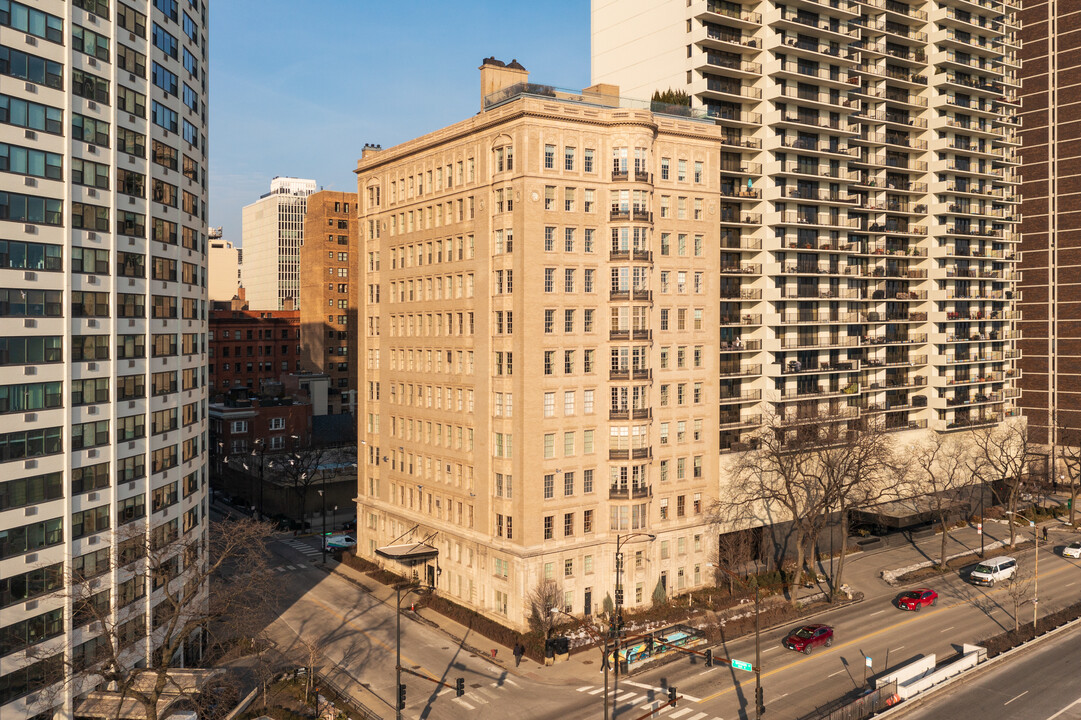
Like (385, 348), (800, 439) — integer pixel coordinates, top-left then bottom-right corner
(562, 537), (1081, 720)
(897, 621), (1081, 720)
(260, 531), (1081, 720)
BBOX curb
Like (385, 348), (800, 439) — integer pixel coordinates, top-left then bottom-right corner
(872, 615), (1081, 718)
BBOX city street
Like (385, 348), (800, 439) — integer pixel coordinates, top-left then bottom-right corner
(258, 527), (1081, 720)
(895, 620), (1081, 720)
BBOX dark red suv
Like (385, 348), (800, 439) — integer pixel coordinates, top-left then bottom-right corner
(783, 624), (834, 654)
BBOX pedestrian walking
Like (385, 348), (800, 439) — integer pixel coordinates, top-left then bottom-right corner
(1042, 525), (1049, 542)
(513, 641), (524, 667)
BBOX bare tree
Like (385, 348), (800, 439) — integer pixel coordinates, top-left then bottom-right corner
(970, 421), (1035, 548)
(813, 415), (901, 597)
(273, 445), (329, 526)
(1002, 567), (1034, 633)
(714, 406), (831, 599)
(527, 579), (563, 639)
(714, 529), (755, 595)
(294, 633), (325, 706)
(1061, 428), (1081, 527)
(912, 433), (978, 568)
(46, 517), (277, 720)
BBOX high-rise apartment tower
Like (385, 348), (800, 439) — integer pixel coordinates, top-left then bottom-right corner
(592, 0), (1022, 439)
(0, 1), (210, 716)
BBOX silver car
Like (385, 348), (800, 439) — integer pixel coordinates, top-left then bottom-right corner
(1064, 541), (1081, 559)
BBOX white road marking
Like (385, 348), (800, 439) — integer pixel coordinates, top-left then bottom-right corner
(894, 646), (905, 652)
(670, 710), (693, 719)
(1047, 695), (1081, 719)
(1004, 690), (1028, 706)
(285, 565), (297, 570)
(828, 669), (846, 678)
(697, 669), (713, 676)
(617, 692), (639, 702)
(1065, 582), (1077, 588)
(275, 567), (286, 573)
(776, 692), (789, 701)
(685, 713), (708, 720)
(578, 686), (593, 692)
(940, 626), (955, 633)
(626, 681), (656, 690)
(588, 687), (605, 695)
(764, 646), (781, 653)
(452, 698), (474, 710)
(504, 677), (520, 687)
(870, 610), (886, 616)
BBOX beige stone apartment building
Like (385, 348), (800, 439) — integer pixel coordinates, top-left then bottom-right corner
(355, 62), (729, 625)
(301, 191), (360, 415)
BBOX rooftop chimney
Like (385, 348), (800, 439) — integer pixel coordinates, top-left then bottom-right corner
(480, 57), (528, 111)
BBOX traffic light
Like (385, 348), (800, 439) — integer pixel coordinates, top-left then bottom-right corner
(645, 635), (654, 655)
(756, 686), (765, 715)
(705, 649), (713, 667)
(455, 678), (465, 697)
(668, 687), (678, 707)
(397, 683), (407, 710)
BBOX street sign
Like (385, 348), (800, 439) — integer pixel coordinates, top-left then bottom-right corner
(731, 659), (754, 672)
(865, 655), (873, 668)
(977, 522), (982, 535)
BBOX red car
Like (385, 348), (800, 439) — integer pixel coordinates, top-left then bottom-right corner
(896, 588), (938, 612)
(783, 624), (834, 654)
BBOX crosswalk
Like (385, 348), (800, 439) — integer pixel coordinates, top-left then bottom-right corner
(280, 538), (321, 558)
(271, 564), (310, 573)
(575, 685), (722, 720)
(450, 677), (521, 711)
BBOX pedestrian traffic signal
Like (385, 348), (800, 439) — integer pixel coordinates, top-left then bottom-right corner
(668, 687), (677, 707)
(398, 683), (407, 710)
(705, 649), (713, 667)
(756, 686), (765, 715)
(455, 678), (465, 697)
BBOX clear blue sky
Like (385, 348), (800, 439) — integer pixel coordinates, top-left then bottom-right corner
(208, 0), (591, 241)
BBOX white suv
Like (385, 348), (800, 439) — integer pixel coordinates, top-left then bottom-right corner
(969, 556), (1017, 586)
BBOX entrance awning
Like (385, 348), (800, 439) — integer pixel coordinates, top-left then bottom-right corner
(375, 542), (439, 563)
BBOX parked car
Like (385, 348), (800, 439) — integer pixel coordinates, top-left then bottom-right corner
(969, 556), (1017, 586)
(1063, 541), (1081, 559)
(323, 534), (356, 550)
(896, 588), (938, 611)
(783, 624), (833, 654)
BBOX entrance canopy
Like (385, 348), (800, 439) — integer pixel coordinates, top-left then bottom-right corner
(375, 542), (439, 563)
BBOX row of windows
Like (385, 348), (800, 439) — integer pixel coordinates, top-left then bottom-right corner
(386, 236), (475, 269)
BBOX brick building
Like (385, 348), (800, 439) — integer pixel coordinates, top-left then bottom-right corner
(300, 191), (360, 415)
(208, 301), (302, 399)
(209, 394), (313, 456)
(1019, 0), (1081, 452)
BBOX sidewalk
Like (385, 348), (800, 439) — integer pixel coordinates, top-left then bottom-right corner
(318, 509), (1080, 692)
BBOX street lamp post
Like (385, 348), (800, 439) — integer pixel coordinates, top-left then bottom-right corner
(317, 488), (327, 565)
(613, 532), (655, 719)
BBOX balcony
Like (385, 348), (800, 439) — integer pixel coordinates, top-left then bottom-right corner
(783, 359), (859, 374)
(609, 208), (653, 222)
(609, 484), (653, 500)
(719, 314), (762, 327)
(778, 187), (859, 203)
(609, 407), (652, 420)
(718, 413), (763, 430)
(609, 289), (653, 302)
(609, 447), (653, 461)
(719, 338), (762, 352)
(776, 85), (857, 110)
(779, 335), (860, 349)
(609, 329), (652, 341)
(778, 136), (859, 156)
(718, 363), (763, 377)
(776, 8), (860, 40)
(780, 37), (861, 63)
(719, 211), (762, 225)
(609, 248), (653, 262)
(609, 366), (652, 382)
(720, 263), (761, 275)
(611, 170), (653, 184)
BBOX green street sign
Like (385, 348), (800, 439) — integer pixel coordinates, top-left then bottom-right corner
(731, 659), (754, 672)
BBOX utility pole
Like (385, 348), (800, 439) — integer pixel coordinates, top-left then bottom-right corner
(1033, 520), (1039, 629)
(396, 583), (403, 720)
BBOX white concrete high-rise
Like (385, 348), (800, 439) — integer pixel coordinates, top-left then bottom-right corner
(0, 1), (210, 717)
(240, 176), (316, 311)
(592, 0), (1022, 438)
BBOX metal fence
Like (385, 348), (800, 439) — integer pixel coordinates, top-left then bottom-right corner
(798, 680), (900, 720)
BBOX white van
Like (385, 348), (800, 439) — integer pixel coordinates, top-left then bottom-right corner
(969, 556), (1017, 586)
